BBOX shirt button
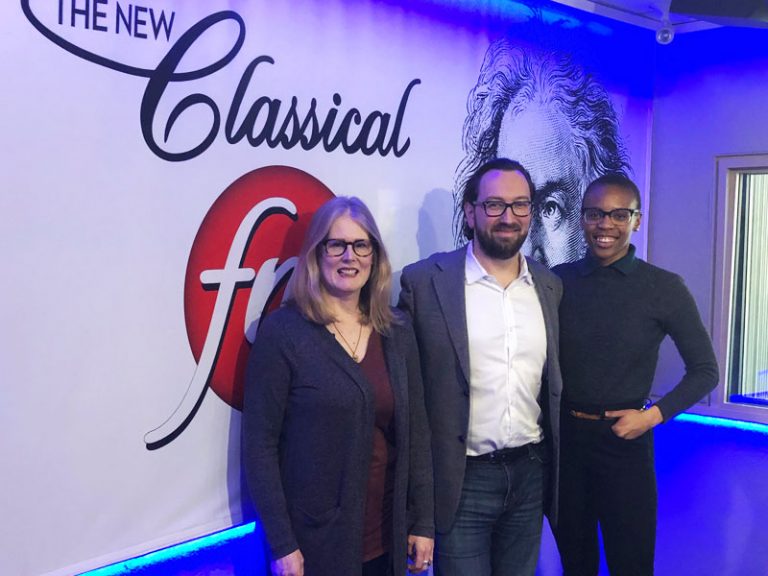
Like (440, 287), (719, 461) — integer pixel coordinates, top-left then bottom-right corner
(458, 435), (466, 444)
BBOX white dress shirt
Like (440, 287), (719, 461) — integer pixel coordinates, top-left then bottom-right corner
(464, 242), (547, 456)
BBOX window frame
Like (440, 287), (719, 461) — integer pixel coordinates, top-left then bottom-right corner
(693, 154), (768, 424)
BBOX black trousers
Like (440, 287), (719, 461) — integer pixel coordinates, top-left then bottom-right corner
(556, 412), (657, 576)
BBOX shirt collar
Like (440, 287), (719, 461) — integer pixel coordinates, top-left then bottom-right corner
(577, 243), (638, 276)
(465, 241), (533, 285)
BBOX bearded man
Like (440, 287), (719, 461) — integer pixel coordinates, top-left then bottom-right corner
(399, 158), (563, 576)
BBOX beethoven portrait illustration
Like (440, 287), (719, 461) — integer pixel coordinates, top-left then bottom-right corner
(454, 39), (633, 267)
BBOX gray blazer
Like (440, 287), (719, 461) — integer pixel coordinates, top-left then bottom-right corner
(243, 305), (434, 576)
(399, 248), (562, 532)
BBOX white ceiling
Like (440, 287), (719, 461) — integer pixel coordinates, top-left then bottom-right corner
(550, 0), (718, 32)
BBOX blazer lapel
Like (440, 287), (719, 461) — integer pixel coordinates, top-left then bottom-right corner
(528, 258), (558, 380)
(432, 250), (471, 389)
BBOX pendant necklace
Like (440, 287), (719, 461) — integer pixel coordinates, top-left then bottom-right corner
(333, 321), (363, 361)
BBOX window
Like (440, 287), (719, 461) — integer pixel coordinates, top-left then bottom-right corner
(707, 155), (768, 423)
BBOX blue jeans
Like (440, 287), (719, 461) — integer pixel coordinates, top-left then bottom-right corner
(435, 444), (547, 576)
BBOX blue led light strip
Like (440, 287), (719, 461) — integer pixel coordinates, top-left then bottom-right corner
(79, 522), (256, 575)
(675, 413), (768, 435)
(79, 418), (768, 575)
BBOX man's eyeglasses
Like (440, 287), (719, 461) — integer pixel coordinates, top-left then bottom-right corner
(322, 239), (374, 257)
(581, 207), (640, 225)
(474, 200), (533, 217)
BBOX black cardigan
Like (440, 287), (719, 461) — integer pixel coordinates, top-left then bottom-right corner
(243, 305), (434, 576)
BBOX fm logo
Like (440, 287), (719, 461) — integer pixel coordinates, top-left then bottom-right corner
(145, 165), (334, 449)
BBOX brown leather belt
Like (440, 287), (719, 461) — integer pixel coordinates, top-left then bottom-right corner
(569, 409), (612, 421)
(568, 398), (651, 421)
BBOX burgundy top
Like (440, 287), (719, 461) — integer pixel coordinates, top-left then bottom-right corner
(359, 331), (397, 562)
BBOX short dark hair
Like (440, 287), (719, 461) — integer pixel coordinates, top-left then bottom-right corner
(583, 173), (642, 210)
(461, 157), (535, 240)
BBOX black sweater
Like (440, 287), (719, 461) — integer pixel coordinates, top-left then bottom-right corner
(553, 246), (719, 420)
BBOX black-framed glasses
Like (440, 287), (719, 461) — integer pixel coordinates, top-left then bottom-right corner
(474, 199), (533, 217)
(322, 238), (374, 257)
(581, 207), (640, 225)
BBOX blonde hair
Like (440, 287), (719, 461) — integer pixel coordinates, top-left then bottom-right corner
(286, 196), (395, 334)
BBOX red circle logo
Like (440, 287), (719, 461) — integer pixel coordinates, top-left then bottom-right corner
(184, 166), (334, 410)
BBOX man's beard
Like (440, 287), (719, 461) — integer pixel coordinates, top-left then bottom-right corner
(475, 222), (526, 260)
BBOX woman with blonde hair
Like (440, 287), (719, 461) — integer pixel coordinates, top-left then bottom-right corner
(243, 196), (434, 576)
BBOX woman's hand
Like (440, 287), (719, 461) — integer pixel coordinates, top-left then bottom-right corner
(605, 405), (663, 440)
(407, 534), (434, 573)
(271, 549), (304, 576)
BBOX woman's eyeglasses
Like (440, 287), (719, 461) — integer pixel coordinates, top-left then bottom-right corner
(322, 239), (374, 257)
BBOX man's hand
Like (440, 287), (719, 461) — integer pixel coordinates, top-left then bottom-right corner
(605, 405), (663, 440)
(407, 534), (434, 573)
(271, 549), (304, 576)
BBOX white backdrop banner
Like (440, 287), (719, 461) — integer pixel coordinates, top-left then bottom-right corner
(0, 1), (653, 574)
